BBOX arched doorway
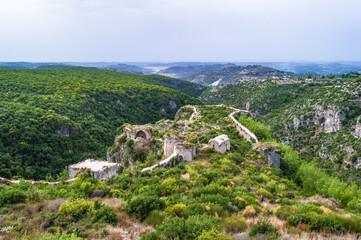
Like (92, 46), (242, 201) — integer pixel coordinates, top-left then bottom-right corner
(135, 130), (146, 139)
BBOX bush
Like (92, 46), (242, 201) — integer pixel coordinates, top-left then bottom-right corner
(0, 188), (26, 207)
(184, 203), (207, 216)
(197, 228), (232, 240)
(223, 216), (247, 233)
(126, 195), (166, 219)
(156, 215), (223, 240)
(248, 218), (279, 238)
(302, 204), (323, 214)
(256, 188), (273, 198)
(184, 215), (223, 239)
(59, 199), (92, 221)
(144, 210), (166, 227)
(91, 200), (119, 224)
(140, 231), (161, 240)
(287, 214), (343, 233)
(329, 213), (361, 233)
(346, 198), (361, 213)
(167, 203), (187, 217)
(157, 217), (186, 239)
(59, 199), (118, 224)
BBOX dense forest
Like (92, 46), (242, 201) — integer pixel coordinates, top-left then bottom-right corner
(0, 67), (204, 180)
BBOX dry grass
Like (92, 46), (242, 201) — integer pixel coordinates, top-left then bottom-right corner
(283, 233), (359, 240)
(242, 205), (257, 218)
(268, 216), (288, 235)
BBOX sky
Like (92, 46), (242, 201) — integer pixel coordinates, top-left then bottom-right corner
(0, 0), (360, 62)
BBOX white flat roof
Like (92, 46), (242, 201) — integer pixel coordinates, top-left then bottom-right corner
(211, 134), (229, 144)
(70, 159), (118, 171)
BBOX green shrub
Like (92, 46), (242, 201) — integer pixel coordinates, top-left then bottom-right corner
(287, 214), (343, 232)
(144, 210), (166, 227)
(59, 199), (92, 221)
(126, 195), (166, 219)
(184, 203), (207, 216)
(346, 198), (361, 213)
(248, 218), (279, 237)
(91, 200), (119, 224)
(59, 199), (118, 224)
(256, 188), (273, 198)
(302, 204), (323, 214)
(329, 213), (361, 233)
(223, 216), (247, 233)
(157, 217), (186, 239)
(0, 188), (26, 207)
(167, 203), (187, 217)
(140, 231), (161, 240)
(197, 228), (232, 240)
(184, 215), (223, 239)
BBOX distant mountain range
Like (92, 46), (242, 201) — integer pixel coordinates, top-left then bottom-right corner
(1, 61), (361, 77)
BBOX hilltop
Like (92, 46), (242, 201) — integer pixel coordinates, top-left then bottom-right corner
(0, 105), (360, 240)
(188, 65), (298, 86)
(157, 64), (236, 80)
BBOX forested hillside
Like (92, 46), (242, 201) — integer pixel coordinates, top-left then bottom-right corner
(201, 73), (361, 182)
(189, 65), (298, 86)
(0, 68), (204, 179)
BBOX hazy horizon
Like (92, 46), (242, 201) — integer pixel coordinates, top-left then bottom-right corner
(1, 0), (361, 62)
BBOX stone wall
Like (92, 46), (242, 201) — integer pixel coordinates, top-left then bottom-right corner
(229, 108), (258, 143)
(142, 145), (196, 172)
(164, 136), (186, 158)
(259, 149), (281, 168)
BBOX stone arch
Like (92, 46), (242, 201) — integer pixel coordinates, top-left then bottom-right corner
(135, 130), (146, 139)
(178, 155), (184, 161)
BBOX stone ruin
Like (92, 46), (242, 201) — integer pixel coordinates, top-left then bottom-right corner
(126, 125), (153, 152)
(107, 125), (155, 163)
(259, 148), (281, 168)
(68, 159), (119, 180)
(142, 136), (196, 172)
(253, 142), (281, 168)
(208, 134), (231, 153)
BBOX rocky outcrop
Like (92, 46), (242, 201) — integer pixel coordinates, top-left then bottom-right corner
(293, 117), (301, 130)
(208, 134), (231, 153)
(354, 116), (361, 138)
(68, 159), (119, 180)
(315, 105), (345, 133)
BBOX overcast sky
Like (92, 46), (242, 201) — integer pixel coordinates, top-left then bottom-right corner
(0, 0), (360, 62)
